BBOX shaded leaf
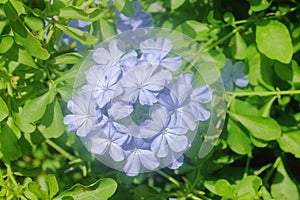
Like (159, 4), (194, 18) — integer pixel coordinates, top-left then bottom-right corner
(38, 98), (65, 139)
(227, 119), (252, 155)
(271, 161), (299, 200)
(58, 6), (104, 22)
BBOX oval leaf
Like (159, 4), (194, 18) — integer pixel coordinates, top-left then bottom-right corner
(229, 112), (281, 141)
(256, 20), (293, 64)
(227, 119), (252, 155)
(20, 92), (51, 123)
(55, 178), (117, 200)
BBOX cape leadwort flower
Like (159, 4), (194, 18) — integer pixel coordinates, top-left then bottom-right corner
(64, 36), (212, 176)
(221, 58), (249, 91)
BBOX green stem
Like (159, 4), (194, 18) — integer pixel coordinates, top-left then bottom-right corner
(156, 170), (180, 187)
(263, 156), (282, 185)
(5, 163), (18, 189)
(243, 155), (251, 178)
(226, 90), (300, 97)
(45, 139), (76, 161)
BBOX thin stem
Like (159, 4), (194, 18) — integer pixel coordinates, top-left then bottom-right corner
(5, 163), (18, 189)
(156, 170), (180, 187)
(45, 139), (76, 161)
(263, 156), (282, 185)
(226, 90), (300, 97)
(243, 155), (251, 178)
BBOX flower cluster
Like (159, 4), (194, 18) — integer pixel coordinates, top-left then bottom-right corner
(64, 37), (212, 176)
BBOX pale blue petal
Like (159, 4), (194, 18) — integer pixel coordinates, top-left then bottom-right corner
(109, 144), (125, 162)
(191, 85), (212, 103)
(166, 134), (188, 153)
(139, 149), (160, 170)
(235, 76), (249, 88)
(90, 138), (110, 155)
(160, 56), (182, 71)
(123, 151), (141, 176)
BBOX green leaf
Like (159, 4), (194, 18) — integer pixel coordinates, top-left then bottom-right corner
(215, 179), (234, 198)
(175, 20), (210, 41)
(20, 92), (51, 123)
(55, 24), (98, 45)
(271, 161), (299, 200)
(6, 117), (21, 138)
(45, 175), (59, 199)
(250, 135), (268, 147)
(230, 99), (259, 116)
(248, 0), (271, 12)
(256, 20), (293, 64)
(38, 98), (65, 139)
(0, 0), (8, 4)
(24, 16), (44, 31)
(114, 0), (134, 17)
(277, 130), (300, 158)
(15, 113), (36, 133)
(58, 6), (104, 22)
(258, 96), (277, 117)
(27, 182), (48, 199)
(0, 125), (21, 161)
(52, 52), (83, 64)
(55, 178), (117, 200)
(246, 44), (261, 85)
(223, 12), (235, 24)
(230, 32), (247, 60)
(0, 35), (14, 54)
(98, 19), (117, 41)
(0, 97), (9, 122)
(227, 119), (252, 155)
(229, 112), (281, 141)
(274, 61), (293, 81)
(170, 0), (185, 10)
(4, 44), (39, 68)
(235, 175), (262, 199)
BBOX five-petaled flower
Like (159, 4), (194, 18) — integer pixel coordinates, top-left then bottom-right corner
(221, 58), (249, 91)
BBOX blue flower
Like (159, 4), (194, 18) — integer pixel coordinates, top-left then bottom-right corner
(140, 107), (189, 158)
(99, 101), (133, 133)
(63, 93), (101, 137)
(90, 125), (129, 162)
(221, 58), (249, 91)
(81, 64), (122, 108)
(159, 73), (211, 131)
(120, 63), (172, 105)
(92, 40), (125, 68)
(123, 138), (159, 176)
(140, 37), (182, 71)
(115, 1), (153, 33)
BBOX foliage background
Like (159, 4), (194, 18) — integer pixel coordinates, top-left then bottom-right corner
(0, 0), (300, 199)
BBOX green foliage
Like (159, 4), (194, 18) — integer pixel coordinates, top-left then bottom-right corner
(0, 0), (299, 199)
